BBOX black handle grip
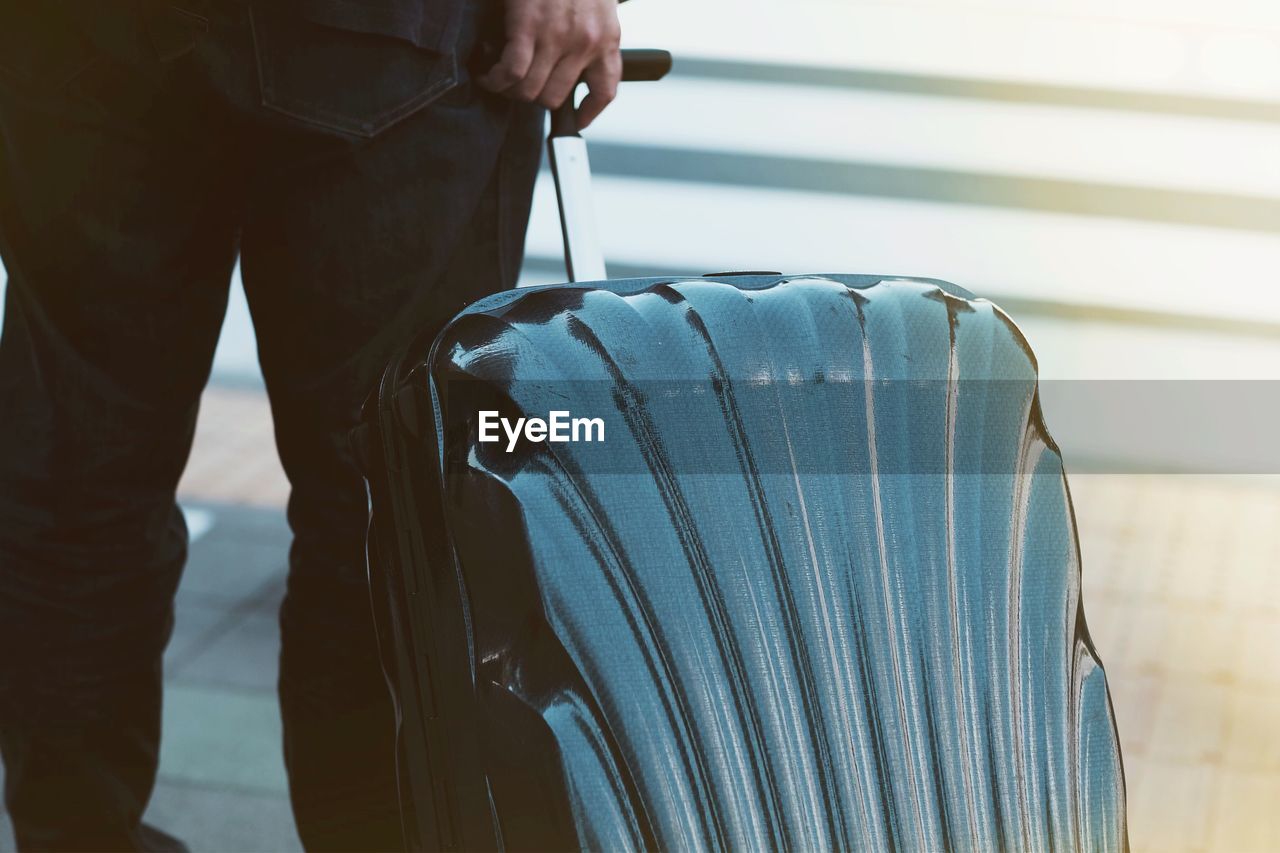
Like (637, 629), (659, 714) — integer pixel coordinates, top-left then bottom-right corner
(620, 48), (673, 82)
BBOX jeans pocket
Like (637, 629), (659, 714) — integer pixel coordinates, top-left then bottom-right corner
(249, 6), (459, 139)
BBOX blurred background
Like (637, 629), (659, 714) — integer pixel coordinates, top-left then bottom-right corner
(3, 0), (1280, 849)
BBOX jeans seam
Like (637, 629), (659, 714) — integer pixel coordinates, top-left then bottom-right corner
(496, 103), (513, 288)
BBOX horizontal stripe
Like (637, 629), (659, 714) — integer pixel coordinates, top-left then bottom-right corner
(670, 58), (1280, 124)
(593, 79), (1280, 198)
(576, 144), (1280, 234)
(524, 173), (1280, 327)
(621, 0), (1280, 104)
(521, 257), (1280, 343)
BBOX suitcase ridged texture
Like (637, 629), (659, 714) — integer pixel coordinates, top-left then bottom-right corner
(376, 273), (1127, 851)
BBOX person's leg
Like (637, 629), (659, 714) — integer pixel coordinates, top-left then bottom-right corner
(236, 37), (543, 850)
(0, 13), (243, 849)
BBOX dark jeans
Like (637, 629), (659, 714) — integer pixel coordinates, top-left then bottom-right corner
(0, 1), (542, 849)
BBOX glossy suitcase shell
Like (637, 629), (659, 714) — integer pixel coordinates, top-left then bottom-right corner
(359, 271), (1128, 851)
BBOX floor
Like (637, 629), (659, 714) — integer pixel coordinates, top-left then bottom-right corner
(1072, 474), (1280, 852)
(2, 385), (1278, 852)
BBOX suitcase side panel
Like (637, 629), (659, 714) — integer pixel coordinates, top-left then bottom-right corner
(361, 362), (502, 851)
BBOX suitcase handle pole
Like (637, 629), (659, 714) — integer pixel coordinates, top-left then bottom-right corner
(548, 49), (672, 282)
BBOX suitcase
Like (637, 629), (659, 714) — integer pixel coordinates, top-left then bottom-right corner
(357, 51), (1128, 852)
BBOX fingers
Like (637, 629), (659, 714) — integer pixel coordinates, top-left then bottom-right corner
(479, 0), (622, 118)
(479, 24), (578, 107)
(512, 45), (564, 104)
(478, 32), (534, 92)
(575, 51), (621, 129)
(541, 54), (589, 111)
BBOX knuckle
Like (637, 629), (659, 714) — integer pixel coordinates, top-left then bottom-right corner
(579, 20), (602, 46)
(509, 37), (535, 64)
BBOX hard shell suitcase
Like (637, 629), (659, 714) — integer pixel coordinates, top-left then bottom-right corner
(357, 52), (1128, 852)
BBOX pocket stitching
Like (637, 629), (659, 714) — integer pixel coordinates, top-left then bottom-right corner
(249, 6), (459, 139)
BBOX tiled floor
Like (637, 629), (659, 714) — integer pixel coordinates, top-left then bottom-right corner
(3, 385), (1278, 851)
(1070, 474), (1280, 853)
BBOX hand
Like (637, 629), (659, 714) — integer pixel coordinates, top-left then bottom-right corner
(478, 0), (622, 129)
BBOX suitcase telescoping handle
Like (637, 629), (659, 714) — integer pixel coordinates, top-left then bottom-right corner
(548, 48), (673, 282)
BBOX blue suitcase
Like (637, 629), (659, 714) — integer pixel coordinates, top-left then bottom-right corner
(357, 52), (1127, 853)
